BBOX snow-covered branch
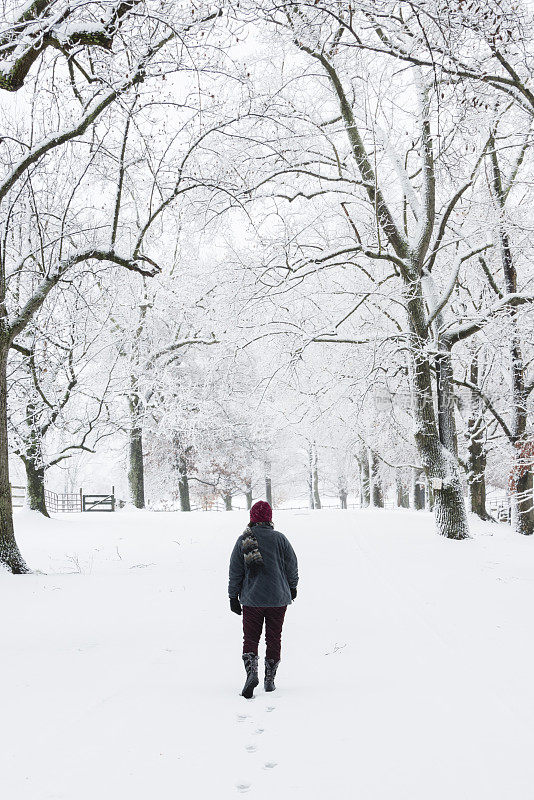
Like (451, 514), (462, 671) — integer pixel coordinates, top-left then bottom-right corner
(426, 246), (493, 330)
(443, 294), (534, 345)
(0, 28), (176, 202)
(0, 1), (137, 92)
(8, 249), (159, 344)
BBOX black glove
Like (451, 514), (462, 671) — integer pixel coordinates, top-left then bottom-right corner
(230, 597), (242, 615)
(290, 587), (297, 601)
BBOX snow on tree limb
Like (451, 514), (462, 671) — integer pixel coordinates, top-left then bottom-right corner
(8, 249), (159, 345)
(0, 1), (138, 91)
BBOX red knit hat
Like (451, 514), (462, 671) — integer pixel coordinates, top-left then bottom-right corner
(249, 500), (272, 525)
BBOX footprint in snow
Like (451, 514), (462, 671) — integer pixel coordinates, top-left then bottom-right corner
(266, 706), (276, 713)
(254, 728), (264, 735)
(236, 782), (251, 793)
(263, 762), (277, 770)
(237, 713), (249, 721)
(245, 744), (257, 753)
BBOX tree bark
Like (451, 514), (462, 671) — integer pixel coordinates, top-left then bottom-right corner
(504, 292), (533, 534)
(412, 468), (426, 510)
(308, 445), (315, 509)
(468, 449), (490, 520)
(490, 137), (533, 535)
(422, 274), (468, 532)
(224, 491), (232, 511)
(435, 338), (459, 457)
(312, 444), (321, 509)
(177, 454), (191, 512)
(407, 282), (469, 539)
(359, 452), (370, 508)
(128, 426), (145, 509)
(339, 488), (348, 509)
(396, 469), (410, 508)
(466, 355), (492, 521)
(265, 461), (273, 506)
(513, 466), (534, 534)
(246, 486), (253, 510)
(370, 449), (384, 508)
(23, 459), (49, 517)
(0, 345), (30, 572)
(506, 298), (533, 535)
(20, 402), (49, 517)
(127, 393), (145, 509)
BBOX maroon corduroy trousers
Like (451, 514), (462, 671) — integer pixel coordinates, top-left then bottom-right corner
(242, 606), (287, 662)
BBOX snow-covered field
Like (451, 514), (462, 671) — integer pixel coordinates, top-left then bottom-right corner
(2, 508), (534, 799)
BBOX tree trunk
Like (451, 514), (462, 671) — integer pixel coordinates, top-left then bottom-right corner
(0, 345), (30, 572)
(127, 393), (145, 509)
(24, 459), (49, 517)
(246, 486), (253, 510)
(396, 469), (409, 508)
(359, 452), (370, 507)
(435, 339), (459, 457)
(490, 140), (533, 535)
(370, 449), (384, 508)
(339, 488), (348, 509)
(513, 467), (534, 535)
(304, 48), (468, 538)
(224, 492), (232, 511)
(466, 354), (492, 521)
(421, 277), (468, 533)
(508, 315), (534, 534)
(177, 453), (191, 512)
(407, 282), (470, 539)
(312, 444), (321, 509)
(128, 425), (145, 509)
(265, 461), (273, 506)
(468, 459), (490, 520)
(20, 405), (49, 517)
(412, 468), (426, 510)
(308, 446), (315, 509)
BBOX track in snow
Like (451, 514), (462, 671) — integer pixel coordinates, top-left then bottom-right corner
(1, 508), (534, 799)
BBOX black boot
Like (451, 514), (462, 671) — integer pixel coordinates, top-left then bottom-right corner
(264, 658), (280, 692)
(241, 653), (259, 698)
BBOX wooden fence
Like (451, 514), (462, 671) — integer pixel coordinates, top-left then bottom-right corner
(149, 500), (397, 513)
(12, 487), (118, 514)
(10, 485), (514, 520)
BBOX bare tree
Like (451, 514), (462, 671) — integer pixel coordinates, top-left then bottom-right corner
(295, 0), (534, 533)
(239, 5), (501, 537)
(0, 0), (224, 571)
(9, 287), (120, 515)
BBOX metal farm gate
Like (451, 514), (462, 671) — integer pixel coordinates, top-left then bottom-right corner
(11, 485), (26, 509)
(42, 488), (116, 514)
(44, 490), (82, 513)
(82, 493), (115, 512)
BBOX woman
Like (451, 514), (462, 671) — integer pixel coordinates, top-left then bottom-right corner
(228, 500), (299, 698)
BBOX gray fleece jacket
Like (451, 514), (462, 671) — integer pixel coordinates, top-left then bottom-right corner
(228, 523), (299, 607)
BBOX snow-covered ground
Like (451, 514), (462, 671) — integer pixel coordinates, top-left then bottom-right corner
(2, 508), (534, 799)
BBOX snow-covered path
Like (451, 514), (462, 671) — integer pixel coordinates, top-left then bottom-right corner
(2, 508), (534, 799)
